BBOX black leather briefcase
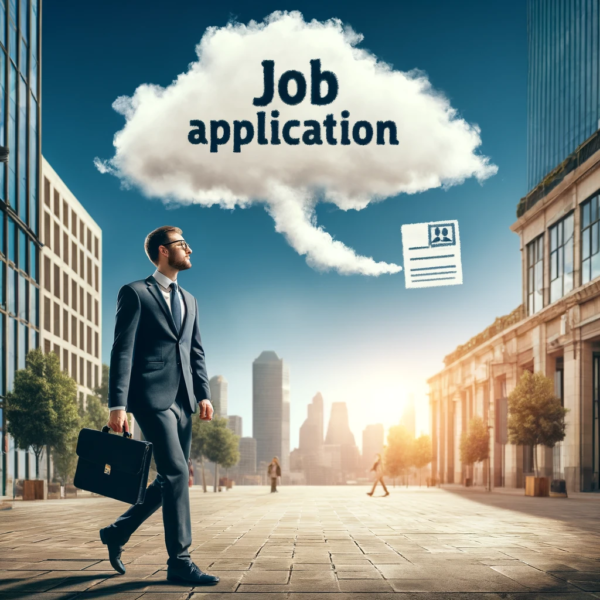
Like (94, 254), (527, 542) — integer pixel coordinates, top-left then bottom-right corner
(74, 427), (153, 505)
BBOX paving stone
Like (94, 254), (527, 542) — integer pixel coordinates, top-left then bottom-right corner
(1, 487), (600, 597)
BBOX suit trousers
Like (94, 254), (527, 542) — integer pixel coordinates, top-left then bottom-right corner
(103, 376), (193, 567)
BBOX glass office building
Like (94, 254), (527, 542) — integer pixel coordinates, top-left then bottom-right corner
(0, 0), (41, 496)
(527, 0), (600, 192)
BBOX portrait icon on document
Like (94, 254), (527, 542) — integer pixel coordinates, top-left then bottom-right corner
(401, 220), (463, 289)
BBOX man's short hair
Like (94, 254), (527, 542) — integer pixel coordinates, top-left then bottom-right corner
(144, 226), (182, 265)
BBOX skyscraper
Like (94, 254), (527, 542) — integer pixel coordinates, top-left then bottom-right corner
(325, 402), (359, 478)
(252, 351), (290, 475)
(0, 0), (42, 496)
(237, 437), (257, 478)
(209, 375), (228, 417)
(362, 423), (384, 472)
(227, 415), (242, 437)
(527, 0), (600, 191)
(299, 392), (324, 452)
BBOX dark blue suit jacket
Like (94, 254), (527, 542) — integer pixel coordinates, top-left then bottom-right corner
(108, 275), (211, 413)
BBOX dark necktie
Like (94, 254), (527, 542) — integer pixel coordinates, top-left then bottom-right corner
(170, 282), (181, 334)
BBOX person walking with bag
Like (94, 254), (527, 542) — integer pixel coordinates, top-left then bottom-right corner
(99, 226), (219, 586)
(367, 453), (389, 497)
(268, 457), (281, 492)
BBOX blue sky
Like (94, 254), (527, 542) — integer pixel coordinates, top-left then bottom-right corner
(41, 0), (527, 449)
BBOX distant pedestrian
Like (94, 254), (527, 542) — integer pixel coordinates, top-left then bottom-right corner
(367, 453), (389, 497)
(268, 457), (281, 493)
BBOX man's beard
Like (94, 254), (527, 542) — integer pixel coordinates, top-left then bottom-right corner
(168, 253), (191, 271)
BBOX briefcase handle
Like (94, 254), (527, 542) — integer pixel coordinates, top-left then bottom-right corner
(102, 425), (132, 439)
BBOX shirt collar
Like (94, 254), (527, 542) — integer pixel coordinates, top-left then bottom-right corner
(153, 269), (177, 290)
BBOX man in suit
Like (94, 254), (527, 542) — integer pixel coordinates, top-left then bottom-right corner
(99, 225), (219, 586)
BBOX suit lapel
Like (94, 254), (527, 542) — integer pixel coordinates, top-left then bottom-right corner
(179, 287), (192, 337)
(146, 276), (178, 337)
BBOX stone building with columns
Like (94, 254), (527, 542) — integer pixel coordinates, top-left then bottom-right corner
(428, 131), (600, 493)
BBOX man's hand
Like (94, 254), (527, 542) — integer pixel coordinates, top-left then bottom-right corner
(199, 400), (214, 421)
(108, 410), (129, 433)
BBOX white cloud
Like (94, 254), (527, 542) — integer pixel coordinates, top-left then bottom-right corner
(96, 11), (497, 276)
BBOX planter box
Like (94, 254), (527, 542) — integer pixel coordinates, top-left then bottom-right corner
(23, 480), (47, 501)
(48, 483), (61, 499)
(64, 485), (78, 498)
(463, 477), (472, 487)
(525, 476), (550, 497)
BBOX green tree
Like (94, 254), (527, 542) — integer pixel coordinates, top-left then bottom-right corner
(202, 417), (240, 492)
(412, 434), (433, 486)
(80, 394), (107, 431)
(459, 416), (489, 483)
(94, 364), (110, 405)
(508, 370), (568, 476)
(6, 349), (79, 478)
(384, 425), (414, 487)
(191, 418), (210, 492)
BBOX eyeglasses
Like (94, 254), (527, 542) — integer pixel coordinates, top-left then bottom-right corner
(162, 239), (190, 251)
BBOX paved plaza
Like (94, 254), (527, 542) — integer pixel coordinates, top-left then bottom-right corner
(0, 486), (599, 599)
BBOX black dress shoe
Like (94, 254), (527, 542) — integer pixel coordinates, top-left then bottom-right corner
(167, 562), (220, 586)
(99, 528), (126, 575)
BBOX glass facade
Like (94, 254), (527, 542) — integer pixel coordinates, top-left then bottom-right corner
(549, 213), (574, 303)
(0, 0), (41, 496)
(581, 192), (600, 284)
(527, 0), (600, 192)
(527, 235), (544, 315)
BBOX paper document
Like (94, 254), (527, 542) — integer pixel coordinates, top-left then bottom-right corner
(401, 220), (463, 288)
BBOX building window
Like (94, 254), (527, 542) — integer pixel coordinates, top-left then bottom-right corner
(71, 314), (77, 346)
(581, 192), (600, 285)
(63, 309), (68, 342)
(87, 325), (92, 355)
(95, 331), (99, 358)
(53, 301), (60, 337)
(53, 264), (60, 299)
(72, 280), (77, 311)
(62, 200), (68, 228)
(87, 360), (92, 389)
(87, 257), (92, 286)
(527, 236), (544, 315)
(71, 241), (77, 274)
(44, 211), (50, 248)
(79, 221), (84, 244)
(53, 223), (60, 258)
(44, 176), (50, 206)
(94, 299), (99, 326)
(94, 264), (99, 291)
(94, 236), (98, 259)
(43, 255), (50, 291)
(72, 353), (77, 381)
(43, 296), (50, 331)
(63, 232), (69, 265)
(71, 210), (77, 236)
(63, 274), (69, 307)
(53, 190), (60, 218)
(80, 356), (84, 386)
(87, 292), (91, 323)
(549, 213), (574, 303)
(80, 287), (84, 317)
(79, 320), (84, 350)
(63, 348), (68, 372)
(80, 249), (84, 280)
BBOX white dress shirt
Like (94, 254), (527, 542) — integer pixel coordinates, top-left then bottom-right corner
(110, 270), (191, 413)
